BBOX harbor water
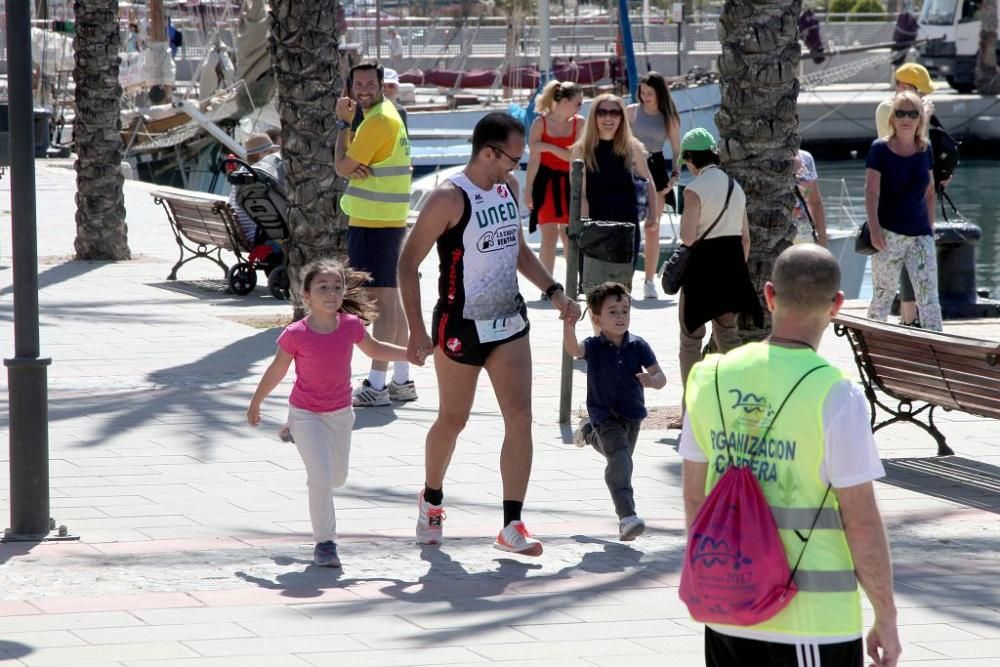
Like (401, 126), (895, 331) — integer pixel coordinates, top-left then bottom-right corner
(816, 158), (1000, 302)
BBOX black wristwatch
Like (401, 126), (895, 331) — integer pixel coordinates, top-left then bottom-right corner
(544, 282), (564, 299)
(335, 119), (350, 131)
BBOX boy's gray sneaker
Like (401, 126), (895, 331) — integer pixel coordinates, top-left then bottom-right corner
(619, 515), (646, 541)
(352, 379), (391, 407)
(388, 379), (418, 402)
(314, 541), (341, 567)
(573, 417), (592, 448)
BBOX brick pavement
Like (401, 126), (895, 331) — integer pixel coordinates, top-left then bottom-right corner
(0, 161), (998, 665)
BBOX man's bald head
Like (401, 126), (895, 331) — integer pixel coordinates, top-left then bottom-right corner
(771, 245), (841, 312)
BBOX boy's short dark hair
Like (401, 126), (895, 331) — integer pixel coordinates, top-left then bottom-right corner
(471, 112), (526, 155)
(586, 282), (631, 315)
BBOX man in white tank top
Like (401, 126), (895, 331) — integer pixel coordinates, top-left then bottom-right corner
(399, 113), (582, 556)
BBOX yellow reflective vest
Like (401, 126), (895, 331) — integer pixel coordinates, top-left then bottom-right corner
(340, 100), (411, 223)
(685, 342), (862, 639)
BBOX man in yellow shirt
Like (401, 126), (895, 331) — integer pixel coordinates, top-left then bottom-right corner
(335, 62), (414, 407)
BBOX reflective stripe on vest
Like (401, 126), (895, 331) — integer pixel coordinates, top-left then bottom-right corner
(772, 506), (843, 530)
(340, 101), (411, 221)
(685, 342), (862, 637)
(793, 569), (858, 593)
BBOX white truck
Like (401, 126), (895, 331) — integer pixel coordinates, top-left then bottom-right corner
(918, 0), (998, 93)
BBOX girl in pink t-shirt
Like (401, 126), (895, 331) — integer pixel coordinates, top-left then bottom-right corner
(247, 259), (410, 567)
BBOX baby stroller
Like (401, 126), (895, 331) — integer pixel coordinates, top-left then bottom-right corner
(222, 155), (292, 300)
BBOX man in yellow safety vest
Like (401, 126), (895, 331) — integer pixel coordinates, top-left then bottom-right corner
(680, 245), (901, 667)
(335, 62), (415, 408)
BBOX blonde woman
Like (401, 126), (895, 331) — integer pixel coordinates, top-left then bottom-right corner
(865, 90), (942, 331)
(627, 72), (682, 299)
(574, 94), (657, 272)
(525, 80), (584, 285)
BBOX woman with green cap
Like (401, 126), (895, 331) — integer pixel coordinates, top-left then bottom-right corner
(673, 128), (761, 418)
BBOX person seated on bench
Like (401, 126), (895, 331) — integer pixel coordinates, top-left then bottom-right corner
(228, 133), (287, 245)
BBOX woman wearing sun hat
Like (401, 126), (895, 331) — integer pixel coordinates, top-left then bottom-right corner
(674, 128), (761, 408)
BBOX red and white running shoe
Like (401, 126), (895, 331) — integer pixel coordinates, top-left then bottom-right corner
(416, 491), (446, 545)
(493, 520), (543, 556)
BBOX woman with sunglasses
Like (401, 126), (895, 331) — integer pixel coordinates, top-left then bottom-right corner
(574, 94), (657, 280)
(864, 90), (942, 331)
(627, 72), (682, 300)
(524, 81), (584, 290)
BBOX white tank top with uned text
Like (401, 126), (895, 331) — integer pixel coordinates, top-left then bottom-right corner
(444, 172), (523, 321)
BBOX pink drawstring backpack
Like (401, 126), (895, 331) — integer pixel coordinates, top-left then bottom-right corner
(680, 361), (832, 626)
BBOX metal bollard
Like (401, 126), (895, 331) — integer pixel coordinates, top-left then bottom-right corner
(936, 221), (980, 316)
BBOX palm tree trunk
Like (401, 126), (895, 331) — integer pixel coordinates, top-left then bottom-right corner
(73, 0), (130, 260)
(269, 0), (346, 314)
(717, 0), (801, 340)
(976, 0), (1000, 94)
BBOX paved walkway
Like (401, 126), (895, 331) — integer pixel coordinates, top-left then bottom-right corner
(0, 161), (998, 665)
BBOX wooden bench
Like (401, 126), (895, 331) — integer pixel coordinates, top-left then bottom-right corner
(151, 187), (245, 281)
(833, 313), (1000, 456)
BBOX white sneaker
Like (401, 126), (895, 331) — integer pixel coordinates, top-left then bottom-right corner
(619, 515), (646, 541)
(643, 280), (658, 300)
(388, 379), (418, 402)
(352, 379), (390, 407)
(493, 520), (543, 556)
(573, 417), (592, 448)
(416, 490), (446, 545)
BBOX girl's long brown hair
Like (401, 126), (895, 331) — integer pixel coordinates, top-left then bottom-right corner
(573, 94), (642, 172)
(301, 258), (379, 324)
(639, 72), (679, 135)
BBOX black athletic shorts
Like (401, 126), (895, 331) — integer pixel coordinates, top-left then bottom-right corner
(347, 226), (406, 288)
(431, 302), (530, 367)
(705, 627), (863, 667)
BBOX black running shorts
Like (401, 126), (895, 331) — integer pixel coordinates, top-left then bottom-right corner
(431, 304), (530, 367)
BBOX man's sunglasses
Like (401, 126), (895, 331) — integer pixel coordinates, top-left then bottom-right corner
(893, 109), (921, 120)
(489, 145), (522, 164)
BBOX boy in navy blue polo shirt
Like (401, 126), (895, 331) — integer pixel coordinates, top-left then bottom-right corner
(564, 282), (666, 541)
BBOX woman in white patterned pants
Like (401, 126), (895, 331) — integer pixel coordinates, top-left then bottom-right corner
(864, 90), (943, 332)
(867, 229), (942, 330)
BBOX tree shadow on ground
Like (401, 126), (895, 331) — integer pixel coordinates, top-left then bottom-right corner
(880, 456), (1000, 514)
(0, 642), (32, 661)
(0, 328), (282, 455)
(236, 534), (681, 646)
(0, 260), (106, 298)
(146, 279), (291, 307)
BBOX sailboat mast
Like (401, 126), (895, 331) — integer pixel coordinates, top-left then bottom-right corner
(617, 0), (638, 100)
(539, 0), (551, 82)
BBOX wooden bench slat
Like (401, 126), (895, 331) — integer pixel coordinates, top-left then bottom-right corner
(833, 313), (1000, 455)
(859, 334), (998, 364)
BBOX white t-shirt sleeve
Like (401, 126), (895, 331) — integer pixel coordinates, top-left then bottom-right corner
(678, 413), (709, 462)
(822, 379), (886, 488)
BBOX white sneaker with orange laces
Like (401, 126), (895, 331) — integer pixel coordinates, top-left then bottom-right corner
(416, 491), (446, 545)
(493, 520), (543, 556)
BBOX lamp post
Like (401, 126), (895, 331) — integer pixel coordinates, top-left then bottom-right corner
(3, 0), (53, 541)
